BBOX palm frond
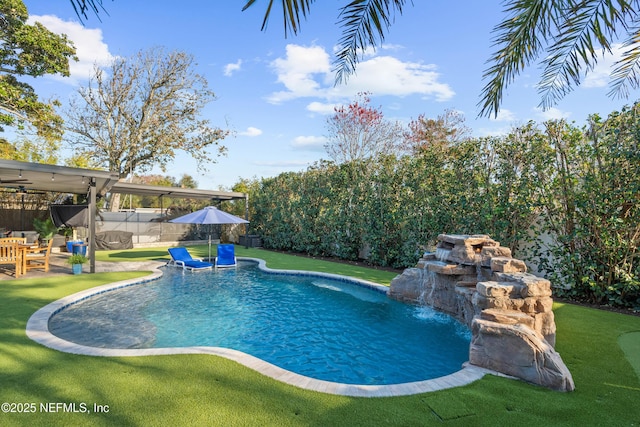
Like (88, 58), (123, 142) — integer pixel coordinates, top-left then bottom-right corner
(538, 0), (637, 110)
(243, 0), (315, 37)
(608, 26), (640, 98)
(333, 0), (410, 84)
(478, 0), (560, 118)
(68, 0), (109, 23)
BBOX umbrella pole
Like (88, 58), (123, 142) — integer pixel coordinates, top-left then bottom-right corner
(208, 234), (211, 261)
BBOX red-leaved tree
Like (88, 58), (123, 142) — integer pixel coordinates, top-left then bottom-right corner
(324, 93), (402, 163)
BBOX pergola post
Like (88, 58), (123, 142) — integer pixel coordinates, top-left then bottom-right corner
(244, 193), (249, 249)
(89, 177), (97, 273)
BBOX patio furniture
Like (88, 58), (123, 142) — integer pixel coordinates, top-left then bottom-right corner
(169, 206), (249, 260)
(167, 247), (213, 271)
(0, 241), (22, 278)
(215, 244), (237, 268)
(0, 236), (27, 244)
(8, 231), (39, 244)
(23, 238), (54, 273)
(95, 231), (133, 250)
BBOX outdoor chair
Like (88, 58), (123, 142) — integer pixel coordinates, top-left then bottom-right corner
(0, 236), (27, 244)
(23, 238), (54, 273)
(0, 241), (22, 278)
(215, 244), (237, 269)
(167, 247), (213, 271)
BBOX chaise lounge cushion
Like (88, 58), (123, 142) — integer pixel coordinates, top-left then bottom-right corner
(215, 244), (237, 268)
(167, 247), (213, 271)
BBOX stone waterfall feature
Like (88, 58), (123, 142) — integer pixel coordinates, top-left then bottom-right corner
(389, 234), (575, 392)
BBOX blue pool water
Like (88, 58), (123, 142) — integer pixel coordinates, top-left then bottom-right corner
(49, 262), (471, 385)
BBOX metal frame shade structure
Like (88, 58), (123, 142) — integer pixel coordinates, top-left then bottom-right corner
(108, 181), (246, 201)
(0, 159), (249, 273)
(108, 181), (250, 252)
(0, 159), (119, 273)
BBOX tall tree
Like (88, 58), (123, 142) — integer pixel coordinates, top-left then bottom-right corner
(3, 136), (59, 164)
(177, 174), (198, 189)
(324, 93), (402, 163)
(64, 47), (229, 210)
(129, 174), (201, 209)
(0, 0), (76, 142)
(402, 109), (470, 154)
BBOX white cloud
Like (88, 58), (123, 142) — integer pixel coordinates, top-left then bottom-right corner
(238, 126), (262, 137)
(491, 109), (517, 122)
(306, 101), (337, 114)
(475, 126), (512, 137)
(380, 43), (404, 52)
(30, 15), (114, 83)
(583, 43), (624, 88)
(267, 44), (454, 104)
(346, 56), (455, 101)
(291, 135), (327, 151)
(268, 44), (332, 103)
(224, 60), (242, 77)
(534, 106), (572, 121)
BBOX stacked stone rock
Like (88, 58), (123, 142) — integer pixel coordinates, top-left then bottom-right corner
(389, 233), (575, 392)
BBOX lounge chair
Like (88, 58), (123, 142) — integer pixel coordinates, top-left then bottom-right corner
(167, 247), (213, 271)
(24, 238), (54, 273)
(215, 244), (237, 268)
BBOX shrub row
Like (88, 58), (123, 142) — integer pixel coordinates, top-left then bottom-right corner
(233, 105), (639, 308)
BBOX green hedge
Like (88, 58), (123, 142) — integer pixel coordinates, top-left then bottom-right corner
(235, 104), (639, 309)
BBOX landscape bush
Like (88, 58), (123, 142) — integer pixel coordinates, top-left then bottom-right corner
(235, 103), (639, 309)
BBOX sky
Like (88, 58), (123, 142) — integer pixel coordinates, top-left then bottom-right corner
(21, 1), (634, 191)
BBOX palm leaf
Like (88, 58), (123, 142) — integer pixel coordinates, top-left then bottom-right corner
(242, 0), (409, 84)
(480, 0), (640, 117)
(608, 25), (640, 98)
(242, 0), (315, 37)
(478, 0), (561, 118)
(68, 0), (109, 23)
(538, 0), (636, 110)
(333, 1), (410, 84)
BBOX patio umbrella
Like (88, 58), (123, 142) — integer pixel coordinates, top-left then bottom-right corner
(169, 206), (249, 260)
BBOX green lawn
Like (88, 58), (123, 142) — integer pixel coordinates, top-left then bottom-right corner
(1, 245), (639, 426)
(96, 245), (399, 285)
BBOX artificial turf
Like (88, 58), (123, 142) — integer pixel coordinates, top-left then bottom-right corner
(1, 245), (639, 426)
(97, 245), (400, 285)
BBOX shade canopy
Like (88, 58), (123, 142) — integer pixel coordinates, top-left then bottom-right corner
(169, 206), (249, 225)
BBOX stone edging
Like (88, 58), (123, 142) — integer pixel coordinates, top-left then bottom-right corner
(26, 257), (492, 397)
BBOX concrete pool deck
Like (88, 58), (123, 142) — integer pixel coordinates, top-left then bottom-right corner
(25, 257), (496, 397)
(0, 251), (169, 279)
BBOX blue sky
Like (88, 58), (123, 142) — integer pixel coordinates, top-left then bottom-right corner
(22, 1), (633, 190)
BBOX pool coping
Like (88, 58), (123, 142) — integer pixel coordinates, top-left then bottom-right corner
(26, 257), (493, 397)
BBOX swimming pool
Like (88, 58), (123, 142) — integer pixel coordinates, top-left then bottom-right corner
(47, 260), (471, 386)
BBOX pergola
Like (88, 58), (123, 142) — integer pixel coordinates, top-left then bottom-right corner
(0, 159), (248, 273)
